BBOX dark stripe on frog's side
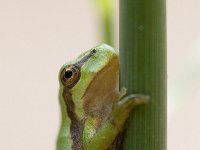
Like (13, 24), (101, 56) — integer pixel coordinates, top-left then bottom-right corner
(63, 88), (83, 150)
(62, 49), (96, 150)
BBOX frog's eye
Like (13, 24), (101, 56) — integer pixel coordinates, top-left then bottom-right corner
(60, 65), (81, 88)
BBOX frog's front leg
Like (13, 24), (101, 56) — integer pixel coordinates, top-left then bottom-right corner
(83, 89), (149, 150)
(111, 92), (150, 129)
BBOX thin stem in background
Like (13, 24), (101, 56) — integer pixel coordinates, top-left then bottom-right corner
(92, 0), (114, 45)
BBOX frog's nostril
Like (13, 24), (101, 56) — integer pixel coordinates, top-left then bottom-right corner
(65, 70), (73, 78)
(92, 49), (96, 53)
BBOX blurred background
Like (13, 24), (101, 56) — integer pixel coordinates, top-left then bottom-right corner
(0, 0), (199, 149)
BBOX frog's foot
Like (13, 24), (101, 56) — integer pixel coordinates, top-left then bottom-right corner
(111, 94), (150, 128)
(119, 87), (127, 99)
(119, 94), (150, 107)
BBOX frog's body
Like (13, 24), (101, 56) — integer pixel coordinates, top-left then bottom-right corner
(57, 44), (149, 150)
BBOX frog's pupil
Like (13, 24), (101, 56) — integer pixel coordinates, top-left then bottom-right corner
(65, 70), (73, 78)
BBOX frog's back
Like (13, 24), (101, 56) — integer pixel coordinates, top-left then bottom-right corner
(82, 49), (119, 127)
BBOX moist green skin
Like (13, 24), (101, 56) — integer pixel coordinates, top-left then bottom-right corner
(56, 44), (149, 150)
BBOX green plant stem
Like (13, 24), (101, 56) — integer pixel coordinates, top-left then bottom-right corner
(119, 0), (167, 150)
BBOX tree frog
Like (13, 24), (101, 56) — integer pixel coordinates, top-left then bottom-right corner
(57, 44), (149, 150)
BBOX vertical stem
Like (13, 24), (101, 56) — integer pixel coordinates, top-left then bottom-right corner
(119, 0), (167, 150)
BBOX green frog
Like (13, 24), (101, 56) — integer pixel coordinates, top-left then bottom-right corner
(57, 44), (149, 150)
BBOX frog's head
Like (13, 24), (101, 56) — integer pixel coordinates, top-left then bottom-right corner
(59, 44), (118, 118)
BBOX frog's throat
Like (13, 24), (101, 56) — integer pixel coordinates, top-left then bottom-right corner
(63, 88), (84, 150)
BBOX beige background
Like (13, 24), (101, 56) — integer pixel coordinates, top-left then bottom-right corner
(0, 0), (199, 150)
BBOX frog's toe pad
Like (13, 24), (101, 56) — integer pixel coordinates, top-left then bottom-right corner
(119, 94), (150, 106)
